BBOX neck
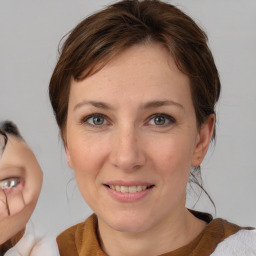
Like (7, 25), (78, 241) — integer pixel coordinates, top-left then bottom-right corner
(98, 208), (207, 256)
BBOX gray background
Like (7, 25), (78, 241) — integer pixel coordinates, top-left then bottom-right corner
(0, 0), (255, 237)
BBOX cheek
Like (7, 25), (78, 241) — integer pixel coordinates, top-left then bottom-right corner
(70, 136), (104, 166)
(153, 134), (194, 163)
(68, 141), (100, 205)
(23, 161), (43, 205)
(68, 134), (110, 186)
(150, 135), (194, 183)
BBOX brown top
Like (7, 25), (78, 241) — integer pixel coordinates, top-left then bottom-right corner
(57, 211), (250, 256)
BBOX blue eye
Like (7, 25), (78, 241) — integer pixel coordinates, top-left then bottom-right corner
(83, 114), (107, 126)
(148, 114), (175, 126)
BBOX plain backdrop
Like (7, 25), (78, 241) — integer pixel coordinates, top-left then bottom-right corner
(0, 0), (255, 237)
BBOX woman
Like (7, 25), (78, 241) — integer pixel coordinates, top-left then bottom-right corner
(0, 122), (58, 256)
(48, 0), (255, 255)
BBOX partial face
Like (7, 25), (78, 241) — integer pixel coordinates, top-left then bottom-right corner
(65, 43), (213, 233)
(0, 133), (42, 243)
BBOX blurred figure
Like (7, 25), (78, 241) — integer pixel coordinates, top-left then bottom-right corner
(0, 121), (58, 256)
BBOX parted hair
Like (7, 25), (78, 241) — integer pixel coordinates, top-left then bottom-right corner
(49, 0), (221, 140)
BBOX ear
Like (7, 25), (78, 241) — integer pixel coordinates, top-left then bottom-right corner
(191, 114), (215, 167)
(65, 144), (73, 169)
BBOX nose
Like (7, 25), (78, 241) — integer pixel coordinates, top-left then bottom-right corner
(109, 126), (146, 171)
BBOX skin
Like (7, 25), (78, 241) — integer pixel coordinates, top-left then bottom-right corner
(65, 43), (215, 256)
(0, 134), (43, 244)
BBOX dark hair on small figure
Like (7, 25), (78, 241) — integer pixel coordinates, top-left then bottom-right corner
(0, 121), (22, 138)
(0, 121), (23, 157)
(0, 130), (8, 154)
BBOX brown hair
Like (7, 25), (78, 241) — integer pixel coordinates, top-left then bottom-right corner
(49, 0), (221, 207)
(49, 0), (220, 137)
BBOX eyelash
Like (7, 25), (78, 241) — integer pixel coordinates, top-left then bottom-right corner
(81, 114), (109, 128)
(147, 113), (176, 127)
(81, 113), (176, 128)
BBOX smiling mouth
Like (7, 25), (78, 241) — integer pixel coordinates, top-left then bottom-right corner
(0, 177), (22, 190)
(104, 184), (154, 193)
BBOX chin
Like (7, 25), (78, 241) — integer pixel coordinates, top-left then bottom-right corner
(110, 221), (149, 233)
(99, 210), (155, 233)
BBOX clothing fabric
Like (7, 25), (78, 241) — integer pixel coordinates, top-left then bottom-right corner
(211, 229), (256, 256)
(0, 229), (24, 256)
(1, 211), (255, 256)
(1, 226), (59, 256)
(56, 211), (254, 256)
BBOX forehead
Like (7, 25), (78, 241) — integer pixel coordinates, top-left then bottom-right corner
(69, 43), (191, 107)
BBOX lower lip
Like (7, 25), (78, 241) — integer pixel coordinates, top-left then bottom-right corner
(104, 185), (153, 202)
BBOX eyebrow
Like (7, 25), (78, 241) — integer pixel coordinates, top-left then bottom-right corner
(74, 101), (114, 111)
(74, 99), (184, 111)
(141, 100), (184, 110)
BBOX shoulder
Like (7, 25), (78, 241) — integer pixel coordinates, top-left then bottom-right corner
(211, 229), (256, 256)
(188, 212), (254, 255)
(215, 218), (252, 237)
(57, 214), (98, 256)
(57, 222), (83, 256)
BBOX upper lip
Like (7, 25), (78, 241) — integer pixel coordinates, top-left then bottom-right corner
(104, 180), (154, 186)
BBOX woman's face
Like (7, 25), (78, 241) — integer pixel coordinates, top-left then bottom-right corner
(65, 43), (214, 233)
(0, 134), (43, 243)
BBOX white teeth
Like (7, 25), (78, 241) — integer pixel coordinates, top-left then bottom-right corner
(128, 186), (137, 193)
(108, 185), (151, 193)
(121, 186), (129, 193)
(137, 185), (142, 192)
